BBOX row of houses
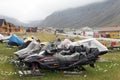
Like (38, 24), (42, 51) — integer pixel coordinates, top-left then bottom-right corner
(99, 26), (120, 39)
(0, 19), (24, 35)
(0, 19), (60, 34)
(82, 26), (120, 39)
(71, 26), (120, 39)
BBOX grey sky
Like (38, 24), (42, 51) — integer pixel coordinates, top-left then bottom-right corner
(0, 0), (105, 22)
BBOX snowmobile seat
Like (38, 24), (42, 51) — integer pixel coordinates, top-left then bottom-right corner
(59, 50), (73, 55)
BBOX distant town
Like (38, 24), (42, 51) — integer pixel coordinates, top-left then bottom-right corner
(1, 19), (120, 39)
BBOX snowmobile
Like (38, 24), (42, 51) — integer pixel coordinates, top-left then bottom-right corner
(22, 45), (101, 76)
(12, 42), (67, 76)
(69, 38), (108, 55)
(8, 34), (24, 46)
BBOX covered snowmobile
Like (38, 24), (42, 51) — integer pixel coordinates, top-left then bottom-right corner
(70, 38), (108, 55)
(20, 38), (108, 76)
(8, 34), (24, 46)
(0, 34), (11, 43)
(23, 45), (99, 76)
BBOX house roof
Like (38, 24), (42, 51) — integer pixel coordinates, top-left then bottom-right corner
(0, 19), (4, 26)
(99, 27), (120, 32)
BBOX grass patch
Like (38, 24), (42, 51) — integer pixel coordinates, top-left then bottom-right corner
(15, 32), (66, 42)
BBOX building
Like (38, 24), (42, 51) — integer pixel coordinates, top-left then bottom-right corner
(0, 19), (24, 34)
(26, 27), (37, 32)
(8, 23), (15, 34)
(81, 26), (94, 37)
(37, 27), (55, 33)
(0, 19), (9, 34)
(0, 19), (15, 34)
(99, 26), (120, 38)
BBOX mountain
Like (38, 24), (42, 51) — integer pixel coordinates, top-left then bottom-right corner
(28, 20), (43, 27)
(0, 15), (42, 27)
(0, 15), (25, 26)
(40, 0), (120, 28)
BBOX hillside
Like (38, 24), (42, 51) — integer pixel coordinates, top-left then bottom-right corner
(0, 15), (25, 26)
(40, 0), (120, 28)
(0, 15), (42, 27)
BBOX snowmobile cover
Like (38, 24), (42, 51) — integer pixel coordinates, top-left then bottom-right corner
(58, 39), (72, 49)
(14, 40), (41, 57)
(18, 41), (32, 50)
(0, 34), (4, 39)
(8, 34), (24, 46)
(0, 34), (11, 42)
(70, 38), (108, 53)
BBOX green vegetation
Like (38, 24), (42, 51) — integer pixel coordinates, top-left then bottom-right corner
(16, 32), (67, 42)
(16, 32), (82, 42)
(0, 33), (120, 80)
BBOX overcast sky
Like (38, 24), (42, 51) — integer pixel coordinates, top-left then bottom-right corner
(0, 0), (105, 23)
